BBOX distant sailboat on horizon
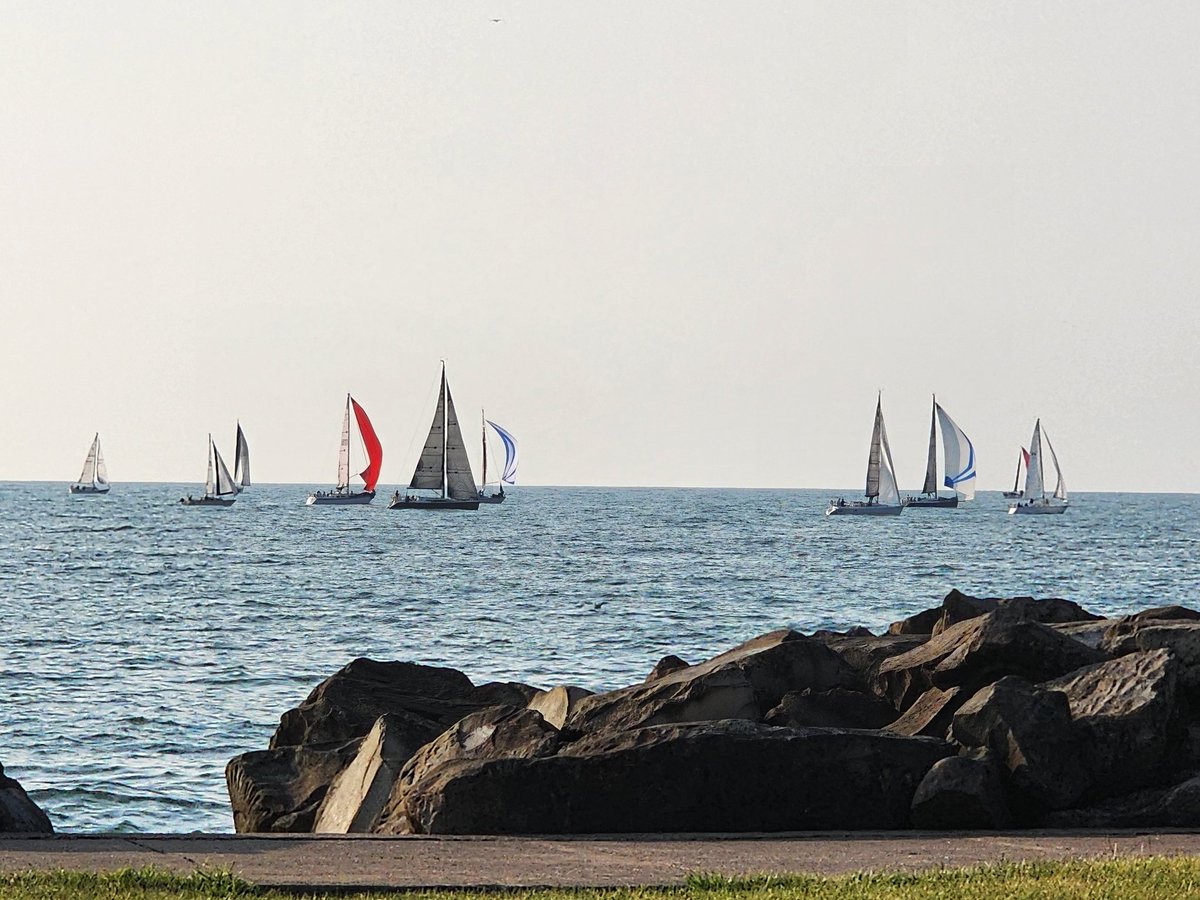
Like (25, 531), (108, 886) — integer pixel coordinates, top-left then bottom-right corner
(234, 422), (250, 493)
(180, 435), (238, 506)
(826, 394), (905, 517)
(906, 396), (976, 508)
(307, 395), (383, 506)
(389, 362), (480, 511)
(477, 413), (517, 504)
(1002, 447), (1030, 499)
(69, 433), (110, 495)
(1008, 420), (1068, 515)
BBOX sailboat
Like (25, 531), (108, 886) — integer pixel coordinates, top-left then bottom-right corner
(69, 433), (110, 495)
(1008, 420), (1068, 514)
(826, 394), (905, 516)
(180, 435), (239, 506)
(477, 414), (517, 504)
(234, 422), (251, 493)
(389, 363), (480, 511)
(307, 395), (383, 505)
(906, 396), (976, 508)
(1002, 447), (1030, 499)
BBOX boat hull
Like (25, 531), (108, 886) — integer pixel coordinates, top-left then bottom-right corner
(69, 484), (109, 495)
(905, 495), (959, 509)
(477, 492), (505, 505)
(1002, 491), (1023, 499)
(306, 490), (375, 506)
(1008, 500), (1068, 515)
(388, 496), (480, 511)
(180, 496), (235, 507)
(825, 501), (904, 517)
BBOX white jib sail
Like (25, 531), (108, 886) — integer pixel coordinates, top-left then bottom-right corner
(1044, 430), (1068, 501)
(1024, 420), (1045, 500)
(205, 437), (217, 497)
(336, 397), (351, 490)
(877, 409), (901, 506)
(94, 436), (108, 486)
(235, 424), (250, 489)
(214, 445), (237, 496)
(935, 404), (977, 501)
(78, 434), (99, 485)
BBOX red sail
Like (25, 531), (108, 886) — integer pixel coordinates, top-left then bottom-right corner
(351, 398), (383, 492)
(1022, 447), (1031, 468)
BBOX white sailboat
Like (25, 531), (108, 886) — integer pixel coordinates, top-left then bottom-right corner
(827, 395), (905, 516)
(180, 435), (239, 506)
(478, 414), (516, 504)
(389, 363), (480, 511)
(907, 396), (976, 508)
(307, 395), (384, 505)
(1008, 420), (1068, 514)
(69, 433), (110, 495)
(234, 422), (250, 493)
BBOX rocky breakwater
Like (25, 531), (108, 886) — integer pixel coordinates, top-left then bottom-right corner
(1, 763), (53, 833)
(227, 590), (1200, 834)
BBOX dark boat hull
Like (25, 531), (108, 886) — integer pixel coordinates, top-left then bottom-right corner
(388, 497), (480, 511)
(69, 484), (109, 495)
(1002, 491), (1023, 499)
(180, 496), (235, 507)
(477, 492), (505, 505)
(905, 495), (959, 508)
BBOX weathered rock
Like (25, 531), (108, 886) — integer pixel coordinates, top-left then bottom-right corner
(1051, 620), (1119, 650)
(888, 607), (944, 636)
(379, 706), (562, 834)
(910, 751), (1011, 829)
(815, 633), (927, 690)
(1044, 774), (1200, 828)
(1126, 606), (1200, 624)
(765, 688), (896, 730)
(526, 685), (594, 729)
(1103, 623), (1200, 693)
(566, 630), (858, 734)
(951, 676), (1087, 812)
(646, 655), (690, 682)
(312, 714), (437, 833)
(390, 720), (952, 834)
(226, 741), (363, 833)
(877, 610), (1107, 711)
(270, 659), (529, 749)
(885, 686), (964, 739)
(932, 590), (1102, 636)
(1042, 649), (1179, 799)
(0, 764), (53, 833)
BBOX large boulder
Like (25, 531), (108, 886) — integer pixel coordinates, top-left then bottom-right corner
(815, 633), (928, 689)
(565, 630), (858, 734)
(765, 688), (896, 730)
(645, 655), (690, 682)
(389, 720), (952, 834)
(312, 714), (434, 833)
(226, 741), (363, 833)
(1103, 623), (1200, 694)
(951, 676), (1087, 813)
(877, 610), (1107, 711)
(885, 686), (964, 739)
(379, 706), (562, 833)
(887, 590), (1100, 637)
(910, 751), (1011, 830)
(0, 764), (52, 834)
(270, 658), (534, 749)
(1044, 774), (1200, 828)
(1042, 649), (1179, 799)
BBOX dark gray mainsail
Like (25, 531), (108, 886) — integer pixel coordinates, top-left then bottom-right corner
(410, 363), (477, 500)
(921, 398), (938, 496)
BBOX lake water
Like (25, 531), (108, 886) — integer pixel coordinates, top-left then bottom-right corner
(2, 483), (1198, 832)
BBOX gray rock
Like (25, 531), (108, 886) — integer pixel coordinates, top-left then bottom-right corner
(951, 676), (1087, 812)
(226, 741), (363, 833)
(765, 688), (897, 730)
(885, 686), (964, 739)
(910, 751), (1011, 829)
(0, 764), (52, 834)
(886, 589), (1101, 637)
(1042, 649), (1179, 799)
(812, 633), (927, 692)
(394, 720), (952, 834)
(1103, 623), (1200, 694)
(646, 655), (690, 682)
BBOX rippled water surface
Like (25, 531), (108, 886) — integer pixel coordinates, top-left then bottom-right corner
(2, 482), (1198, 832)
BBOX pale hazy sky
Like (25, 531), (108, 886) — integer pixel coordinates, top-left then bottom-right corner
(3, 3), (1198, 490)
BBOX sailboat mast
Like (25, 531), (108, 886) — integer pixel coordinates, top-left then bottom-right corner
(441, 363), (448, 499)
(481, 409), (488, 489)
(1013, 451), (1022, 493)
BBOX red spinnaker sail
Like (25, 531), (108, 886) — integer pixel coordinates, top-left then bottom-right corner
(1021, 447), (1031, 468)
(351, 399), (383, 492)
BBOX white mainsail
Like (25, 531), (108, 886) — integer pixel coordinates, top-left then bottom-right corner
(336, 398), (351, 490)
(1045, 431), (1068, 501)
(78, 433), (100, 486)
(205, 437), (217, 497)
(1024, 420), (1046, 500)
(214, 445), (237, 497)
(934, 403), (976, 500)
(865, 399), (884, 499)
(94, 437), (108, 486)
(234, 423), (250, 490)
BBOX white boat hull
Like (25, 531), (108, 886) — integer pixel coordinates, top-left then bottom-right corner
(306, 490), (375, 506)
(826, 501), (904, 517)
(1008, 499), (1068, 515)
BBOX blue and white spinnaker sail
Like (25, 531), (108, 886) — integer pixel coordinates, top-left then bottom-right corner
(486, 420), (518, 484)
(934, 403), (976, 500)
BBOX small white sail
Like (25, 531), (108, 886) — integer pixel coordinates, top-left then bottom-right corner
(877, 411), (901, 506)
(935, 404), (976, 501)
(486, 420), (518, 484)
(1044, 431), (1068, 501)
(1024, 420), (1046, 500)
